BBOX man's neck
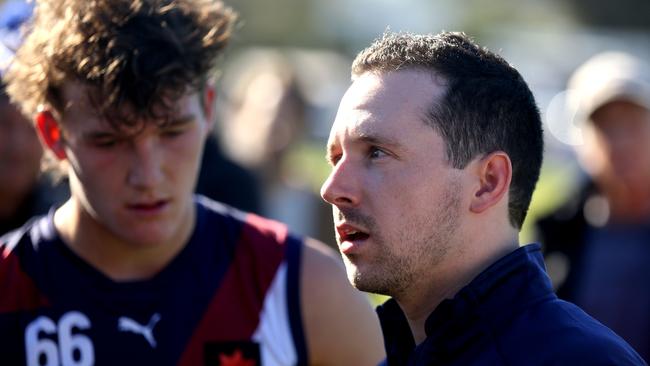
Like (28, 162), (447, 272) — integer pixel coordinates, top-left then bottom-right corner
(394, 279), (455, 344)
(54, 198), (195, 281)
(395, 232), (519, 345)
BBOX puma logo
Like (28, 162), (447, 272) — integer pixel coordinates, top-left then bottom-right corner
(118, 313), (161, 348)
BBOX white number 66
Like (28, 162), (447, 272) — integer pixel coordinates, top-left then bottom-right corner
(25, 311), (95, 366)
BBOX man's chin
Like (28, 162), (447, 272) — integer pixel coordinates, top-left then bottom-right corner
(346, 270), (390, 296)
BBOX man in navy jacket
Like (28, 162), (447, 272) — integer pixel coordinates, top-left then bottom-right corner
(321, 31), (646, 365)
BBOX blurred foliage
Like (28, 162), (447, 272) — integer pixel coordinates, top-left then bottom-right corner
(227, 0), (648, 52)
(520, 156), (581, 244)
(460, 0), (577, 38)
(282, 141), (330, 194)
(564, 0), (650, 30)
(368, 293), (391, 308)
(229, 0), (328, 48)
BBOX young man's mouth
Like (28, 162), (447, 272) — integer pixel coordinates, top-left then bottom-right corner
(126, 199), (170, 215)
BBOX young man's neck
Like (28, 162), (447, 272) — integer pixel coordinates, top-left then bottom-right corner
(54, 198), (195, 282)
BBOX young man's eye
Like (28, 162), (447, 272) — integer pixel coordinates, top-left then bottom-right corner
(92, 137), (119, 148)
(161, 127), (188, 138)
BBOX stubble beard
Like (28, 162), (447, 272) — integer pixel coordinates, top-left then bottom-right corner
(339, 179), (462, 299)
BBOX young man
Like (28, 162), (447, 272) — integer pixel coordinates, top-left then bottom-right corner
(0, 1), (384, 365)
(321, 32), (646, 365)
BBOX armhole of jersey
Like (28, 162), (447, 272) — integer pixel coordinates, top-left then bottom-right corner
(285, 235), (308, 366)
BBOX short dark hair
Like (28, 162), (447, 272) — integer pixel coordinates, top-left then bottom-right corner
(6, 0), (236, 130)
(352, 31), (543, 229)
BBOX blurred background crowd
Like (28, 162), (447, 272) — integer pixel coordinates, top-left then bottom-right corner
(1, 0), (648, 360)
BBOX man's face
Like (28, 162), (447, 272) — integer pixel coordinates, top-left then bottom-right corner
(321, 70), (466, 298)
(58, 83), (212, 247)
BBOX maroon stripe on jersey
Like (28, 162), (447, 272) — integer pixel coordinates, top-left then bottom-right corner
(177, 213), (288, 365)
(0, 248), (50, 313)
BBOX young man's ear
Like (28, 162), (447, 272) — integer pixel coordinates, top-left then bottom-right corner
(202, 84), (217, 131)
(35, 110), (67, 160)
(469, 151), (512, 214)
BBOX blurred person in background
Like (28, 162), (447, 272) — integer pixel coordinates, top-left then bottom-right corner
(0, 81), (68, 235)
(537, 51), (650, 360)
(195, 130), (262, 213)
(0, 0), (67, 235)
(218, 48), (341, 247)
(0, 0), (384, 365)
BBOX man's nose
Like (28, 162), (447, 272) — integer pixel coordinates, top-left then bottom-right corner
(320, 157), (361, 208)
(127, 137), (164, 190)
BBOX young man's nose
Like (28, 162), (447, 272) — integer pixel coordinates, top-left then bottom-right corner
(127, 137), (164, 189)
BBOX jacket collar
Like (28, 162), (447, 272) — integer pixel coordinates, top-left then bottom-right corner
(377, 244), (555, 364)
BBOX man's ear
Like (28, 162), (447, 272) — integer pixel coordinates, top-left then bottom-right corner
(35, 110), (67, 160)
(469, 151), (512, 214)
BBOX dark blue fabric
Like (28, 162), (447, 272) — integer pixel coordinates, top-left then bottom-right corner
(574, 225), (650, 358)
(377, 244), (647, 365)
(286, 234), (308, 366)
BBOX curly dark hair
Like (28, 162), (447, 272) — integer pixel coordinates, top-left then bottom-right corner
(5, 0), (236, 130)
(352, 31), (544, 229)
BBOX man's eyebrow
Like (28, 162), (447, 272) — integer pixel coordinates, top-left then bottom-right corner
(357, 131), (401, 148)
(325, 130), (402, 162)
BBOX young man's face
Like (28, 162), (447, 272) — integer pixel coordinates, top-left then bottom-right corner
(55, 82), (212, 247)
(321, 69), (468, 299)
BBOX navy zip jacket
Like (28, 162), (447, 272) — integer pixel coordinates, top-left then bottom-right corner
(376, 244), (646, 365)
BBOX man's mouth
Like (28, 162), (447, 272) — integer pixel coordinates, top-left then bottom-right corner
(337, 223), (370, 243)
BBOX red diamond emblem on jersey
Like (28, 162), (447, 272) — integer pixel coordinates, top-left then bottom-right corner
(201, 340), (261, 366)
(219, 349), (256, 366)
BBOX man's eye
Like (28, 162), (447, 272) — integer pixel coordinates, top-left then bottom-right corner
(327, 154), (342, 166)
(369, 147), (387, 159)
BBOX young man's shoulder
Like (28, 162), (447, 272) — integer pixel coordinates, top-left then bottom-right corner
(0, 213), (54, 316)
(196, 194), (291, 245)
(197, 196), (385, 365)
(1, 212), (55, 261)
(195, 195), (300, 273)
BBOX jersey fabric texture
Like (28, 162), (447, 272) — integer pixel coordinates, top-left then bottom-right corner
(0, 195), (307, 366)
(376, 244), (646, 366)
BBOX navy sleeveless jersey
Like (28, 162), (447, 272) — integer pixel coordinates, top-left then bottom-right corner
(0, 196), (308, 366)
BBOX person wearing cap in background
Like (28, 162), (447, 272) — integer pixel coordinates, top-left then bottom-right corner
(537, 51), (650, 361)
(0, 0), (68, 235)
